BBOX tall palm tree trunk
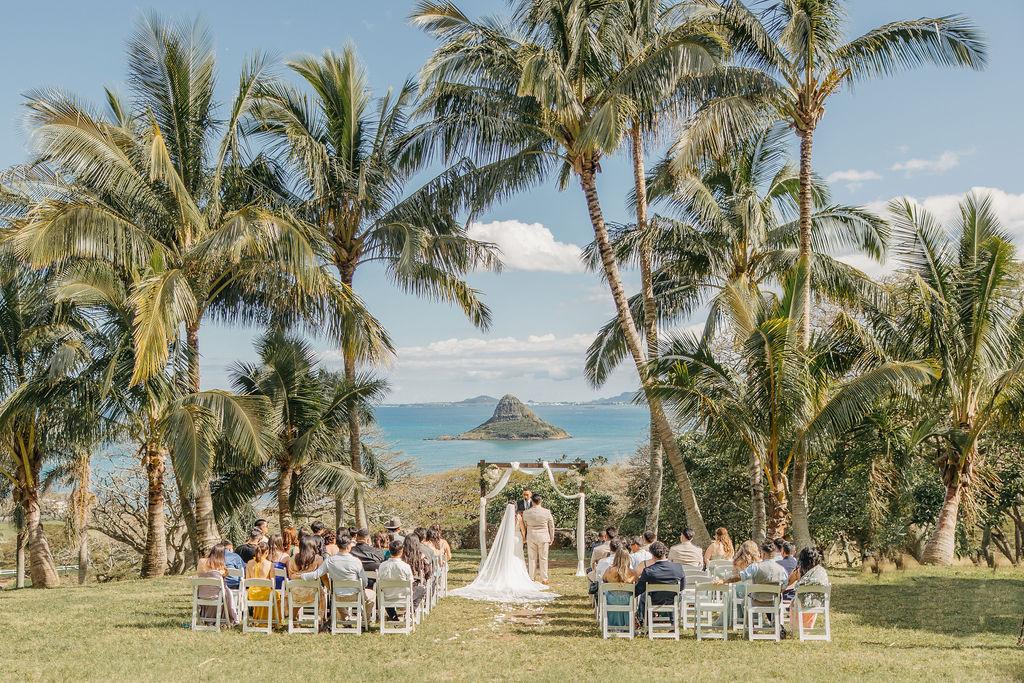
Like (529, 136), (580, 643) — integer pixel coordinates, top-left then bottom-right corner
(338, 265), (370, 530)
(22, 485), (59, 587)
(631, 127), (663, 535)
(72, 454), (92, 585)
(277, 466), (294, 531)
(579, 159), (710, 546)
(141, 444), (168, 578)
(922, 447), (968, 565)
(767, 473), (790, 540)
(15, 522), (26, 588)
(334, 496), (345, 530)
(174, 468), (199, 568)
(186, 322), (220, 554)
(790, 127), (816, 551)
(749, 450), (766, 543)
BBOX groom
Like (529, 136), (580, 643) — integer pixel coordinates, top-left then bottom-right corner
(521, 493), (555, 585)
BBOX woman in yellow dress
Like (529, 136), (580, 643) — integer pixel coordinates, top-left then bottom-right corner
(245, 541), (274, 624)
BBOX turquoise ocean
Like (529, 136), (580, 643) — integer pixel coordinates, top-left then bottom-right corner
(374, 404), (650, 474)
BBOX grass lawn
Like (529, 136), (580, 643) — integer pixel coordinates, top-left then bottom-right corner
(1, 549), (1022, 681)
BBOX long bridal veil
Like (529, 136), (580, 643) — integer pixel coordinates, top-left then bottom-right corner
(449, 503), (557, 603)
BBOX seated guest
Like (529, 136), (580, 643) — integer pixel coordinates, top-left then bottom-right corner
(311, 520), (326, 537)
(254, 518), (270, 538)
(384, 517), (405, 543)
(635, 542), (684, 628)
(601, 544), (637, 631)
(283, 526), (299, 558)
(268, 535), (289, 591)
(430, 524), (453, 564)
(378, 539), (414, 620)
(299, 534), (373, 612)
(236, 529), (261, 564)
(219, 539), (245, 590)
(323, 530), (339, 556)
(777, 542), (798, 601)
(351, 528), (386, 587)
(713, 540), (789, 614)
(371, 530), (390, 552)
(772, 537), (785, 560)
(195, 544), (238, 625)
(245, 541), (274, 623)
(288, 535), (326, 616)
(591, 539), (622, 583)
(668, 527), (704, 567)
(424, 528), (447, 567)
(402, 533), (431, 611)
(590, 526), (617, 571)
(628, 536), (653, 571)
(414, 527), (438, 564)
(704, 527), (734, 564)
(787, 546), (830, 632)
(642, 530), (656, 548)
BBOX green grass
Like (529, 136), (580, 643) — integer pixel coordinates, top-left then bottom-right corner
(1, 550), (1022, 681)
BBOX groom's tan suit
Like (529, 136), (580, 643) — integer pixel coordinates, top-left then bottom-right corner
(522, 505), (555, 582)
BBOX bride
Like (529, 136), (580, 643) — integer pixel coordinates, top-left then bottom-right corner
(449, 502), (557, 603)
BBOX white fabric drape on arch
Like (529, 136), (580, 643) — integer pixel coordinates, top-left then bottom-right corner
(476, 460), (587, 577)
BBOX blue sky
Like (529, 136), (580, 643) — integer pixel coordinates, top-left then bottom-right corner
(2, 1), (1021, 402)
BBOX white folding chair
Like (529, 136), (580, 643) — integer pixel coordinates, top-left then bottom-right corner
(330, 579), (365, 635)
(377, 579), (414, 634)
(730, 583), (746, 632)
(793, 585), (831, 641)
(683, 567), (710, 583)
(645, 584), (681, 640)
(708, 559), (733, 573)
(694, 582), (728, 641)
(191, 577), (229, 631)
(285, 579), (322, 634)
(599, 582), (636, 639)
(226, 568), (245, 615)
(242, 578), (277, 633)
(745, 583), (782, 641)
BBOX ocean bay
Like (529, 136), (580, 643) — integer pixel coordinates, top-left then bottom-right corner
(374, 404), (650, 473)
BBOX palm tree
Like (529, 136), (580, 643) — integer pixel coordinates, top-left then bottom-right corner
(679, 0), (986, 548)
(52, 261), (275, 577)
(871, 191), (1024, 565)
(217, 330), (389, 530)
(413, 0), (726, 544)
(5, 16), (384, 556)
(250, 45), (497, 528)
(587, 123), (885, 540)
(654, 269), (935, 539)
(0, 260), (90, 587)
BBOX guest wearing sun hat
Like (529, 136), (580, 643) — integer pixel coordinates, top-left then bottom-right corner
(384, 517), (405, 544)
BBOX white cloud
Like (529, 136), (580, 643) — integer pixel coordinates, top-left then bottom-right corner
(469, 219), (584, 273)
(891, 150), (960, 176)
(393, 333), (594, 382)
(826, 168), (882, 191)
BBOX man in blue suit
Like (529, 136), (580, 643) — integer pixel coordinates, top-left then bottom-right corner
(635, 541), (685, 628)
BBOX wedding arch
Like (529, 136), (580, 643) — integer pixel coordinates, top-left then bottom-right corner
(477, 459), (588, 576)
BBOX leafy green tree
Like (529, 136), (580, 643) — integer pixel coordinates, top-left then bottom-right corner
(5, 16), (382, 555)
(654, 269), (935, 539)
(413, 0), (726, 544)
(251, 45), (497, 528)
(681, 0), (986, 549)
(587, 123), (884, 541)
(217, 330), (390, 530)
(871, 191), (1024, 565)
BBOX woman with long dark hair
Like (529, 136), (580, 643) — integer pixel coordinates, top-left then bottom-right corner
(402, 533), (431, 611)
(787, 546), (830, 631)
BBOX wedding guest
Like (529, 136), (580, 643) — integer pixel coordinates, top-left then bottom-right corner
(668, 527), (704, 567)
(236, 529), (261, 564)
(429, 524), (452, 564)
(219, 539), (245, 590)
(311, 521), (326, 537)
(378, 539), (414, 620)
(787, 546), (830, 632)
(713, 540), (789, 614)
(300, 534), (373, 612)
(642, 531), (656, 548)
(628, 536), (653, 571)
(772, 537), (786, 560)
(283, 526), (299, 558)
(195, 544), (238, 625)
(268, 534), (289, 591)
(402, 534), (431, 611)
(245, 540), (274, 622)
(704, 527), (734, 563)
(323, 530), (339, 556)
(424, 528), (447, 566)
(254, 519), (270, 538)
(384, 517), (405, 543)
(352, 528), (386, 588)
(593, 539), (622, 581)
(372, 530), (390, 552)
(415, 527), (438, 565)
(778, 542), (798, 601)
(197, 544), (228, 578)
(288, 535), (323, 579)
(590, 526), (617, 571)
(601, 544), (637, 631)
(635, 542), (684, 628)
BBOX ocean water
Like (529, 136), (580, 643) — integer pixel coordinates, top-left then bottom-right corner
(373, 404), (650, 474)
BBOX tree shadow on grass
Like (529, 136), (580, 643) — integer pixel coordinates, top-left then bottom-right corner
(836, 574), (1024, 637)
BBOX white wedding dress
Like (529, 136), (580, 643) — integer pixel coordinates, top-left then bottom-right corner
(449, 503), (557, 603)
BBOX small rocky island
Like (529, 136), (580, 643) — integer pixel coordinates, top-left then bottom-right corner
(435, 394), (571, 440)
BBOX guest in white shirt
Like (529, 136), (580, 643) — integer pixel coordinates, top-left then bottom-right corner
(594, 539), (623, 581)
(300, 534), (372, 610)
(377, 539), (415, 619)
(628, 536), (653, 571)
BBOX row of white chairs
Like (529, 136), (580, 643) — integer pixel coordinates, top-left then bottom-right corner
(595, 578), (831, 642)
(192, 560), (450, 635)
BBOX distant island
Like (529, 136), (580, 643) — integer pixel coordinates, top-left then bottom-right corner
(432, 394), (571, 440)
(387, 390), (638, 408)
